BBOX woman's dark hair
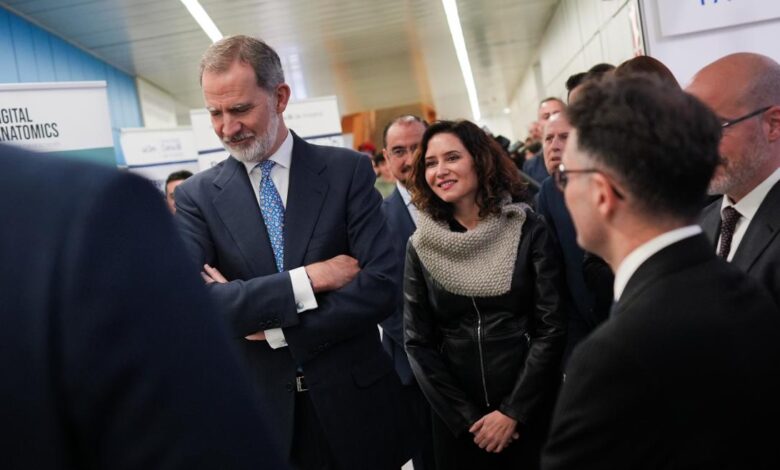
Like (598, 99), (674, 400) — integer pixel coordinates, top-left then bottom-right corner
(408, 119), (528, 222)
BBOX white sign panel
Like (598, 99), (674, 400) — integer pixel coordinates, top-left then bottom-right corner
(120, 127), (197, 167)
(306, 134), (346, 148)
(641, 0), (780, 87)
(121, 126), (199, 191)
(190, 108), (229, 171)
(284, 95), (342, 138)
(0, 81), (113, 156)
(657, 0), (780, 37)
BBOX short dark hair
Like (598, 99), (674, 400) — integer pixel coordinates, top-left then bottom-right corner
(408, 120), (528, 222)
(382, 115), (428, 148)
(587, 63), (616, 75)
(199, 35), (284, 92)
(371, 152), (385, 166)
(568, 64), (616, 100)
(165, 170), (193, 187)
(567, 75), (721, 221)
(566, 72), (587, 93)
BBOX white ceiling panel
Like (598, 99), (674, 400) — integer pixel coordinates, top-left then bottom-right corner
(1, 0), (559, 123)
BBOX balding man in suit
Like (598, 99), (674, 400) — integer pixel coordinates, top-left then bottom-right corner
(688, 52), (780, 308)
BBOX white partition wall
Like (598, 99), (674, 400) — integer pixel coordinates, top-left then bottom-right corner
(507, 0), (640, 139)
(639, 0), (780, 87)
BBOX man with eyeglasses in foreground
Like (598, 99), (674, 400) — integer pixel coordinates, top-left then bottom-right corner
(687, 52), (780, 307)
(380, 114), (436, 469)
(542, 74), (780, 469)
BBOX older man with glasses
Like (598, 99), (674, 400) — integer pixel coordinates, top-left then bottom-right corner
(687, 52), (780, 307)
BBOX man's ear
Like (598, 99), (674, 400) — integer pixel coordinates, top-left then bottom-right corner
(274, 84), (292, 113)
(592, 173), (621, 219)
(765, 105), (780, 143)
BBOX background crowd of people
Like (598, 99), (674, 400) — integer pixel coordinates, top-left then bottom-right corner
(3, 33), (780, 470)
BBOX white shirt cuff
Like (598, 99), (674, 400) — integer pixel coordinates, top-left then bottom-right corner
(289, 266), (318, 313)
(264, 328), (288, 349)
(262, 268), (318, 350)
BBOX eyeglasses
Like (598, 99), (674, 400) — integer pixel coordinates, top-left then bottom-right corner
(555, 164), (624, 199)
(389, 145), (418, 158)
(720, 106), (771, 129)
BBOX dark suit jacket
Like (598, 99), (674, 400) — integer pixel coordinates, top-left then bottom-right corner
(522, 150), (550, 188)
(700, 182), (780, 307)
(175, 133), (413, 469)
(536, 178), (609, 365)
(543, 234), (780, 469)
(0, 145), (281, 469)
(381, 187), (417, 385)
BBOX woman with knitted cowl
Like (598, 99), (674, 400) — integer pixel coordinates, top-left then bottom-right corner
(403, 119), (567, 469)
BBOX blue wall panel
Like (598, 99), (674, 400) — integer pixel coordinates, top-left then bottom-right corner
(10, 16), (37, 82)
(50, 37), (72, 81)
(0, 10), (19, 82)
(32, 28), (55, 81)
(0, 7), (142, 165)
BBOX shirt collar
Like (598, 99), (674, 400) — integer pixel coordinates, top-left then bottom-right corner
(397, 181), (413, 207)
(241, 130), (293, 174)
(613, 225), (702, 301)
(720, 167), (780, 221)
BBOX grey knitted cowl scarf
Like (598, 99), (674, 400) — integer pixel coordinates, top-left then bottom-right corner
(410, 201), (529, 297)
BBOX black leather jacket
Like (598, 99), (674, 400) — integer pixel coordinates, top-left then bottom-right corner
(404, 211), (567, 436)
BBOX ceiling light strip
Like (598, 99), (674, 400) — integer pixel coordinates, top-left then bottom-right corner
(180, 0), (223, 43)
(442, 0), (481, 122)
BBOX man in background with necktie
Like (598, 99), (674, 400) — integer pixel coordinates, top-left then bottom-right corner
(687, 53), (780, 308)
(175, 35), (415, 469)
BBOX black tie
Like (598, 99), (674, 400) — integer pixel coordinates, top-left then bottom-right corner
(717, 206), (742, 259)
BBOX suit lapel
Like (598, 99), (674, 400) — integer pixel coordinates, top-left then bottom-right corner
(731, 181), (780, 272)
(211, 157), (277, 274)
(699, 198), (722, 246)
(387, 188), (415, 237)
(284, 134), (328, 270)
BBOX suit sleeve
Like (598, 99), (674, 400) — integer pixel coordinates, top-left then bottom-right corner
(404, 242), (483, 436)
(499, 217), (567, 424)
(542, 334), (655, 470)
(175, 180), (301, 338)
(284, 156), (399, 363)
(58, 173), (282, 469)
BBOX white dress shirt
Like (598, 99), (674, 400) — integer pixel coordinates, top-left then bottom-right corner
(613, 225), (703, 302)
(396, 181), (418, 224)
(241, 130), (317, 348)
(717, 167), (780, 261)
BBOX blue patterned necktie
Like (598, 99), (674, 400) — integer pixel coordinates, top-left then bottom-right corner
(258, 160), (284, 272)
